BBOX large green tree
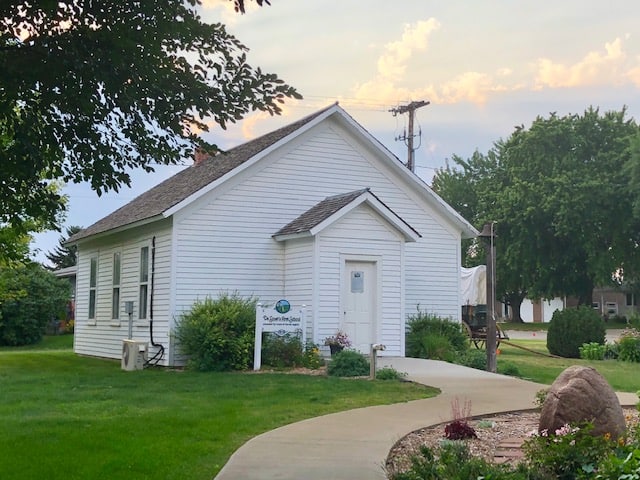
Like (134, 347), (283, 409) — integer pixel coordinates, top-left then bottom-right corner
(0, 262), (71, 346)
(434, 107), (640, 320)
(0, 0), (300, 244)
(433, 147), (530, 322)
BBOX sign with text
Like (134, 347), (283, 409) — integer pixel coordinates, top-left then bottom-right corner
(253, 301), (305, 370)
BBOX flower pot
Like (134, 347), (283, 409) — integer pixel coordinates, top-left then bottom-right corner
(329, 345), (344, 356)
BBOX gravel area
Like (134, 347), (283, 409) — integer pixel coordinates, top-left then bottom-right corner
(386, 407), (639, 477)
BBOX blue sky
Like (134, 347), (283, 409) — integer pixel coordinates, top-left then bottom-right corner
(31, 0), (640, 264)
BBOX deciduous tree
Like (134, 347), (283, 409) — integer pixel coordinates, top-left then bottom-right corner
(0, 262), (71, 346)
(434, 107), (640, 318)
(0, 0), (300, 247)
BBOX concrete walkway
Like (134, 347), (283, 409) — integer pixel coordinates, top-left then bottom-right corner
(215, 358), (638, 480)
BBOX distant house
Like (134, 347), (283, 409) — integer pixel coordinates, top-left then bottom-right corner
(68, 103), (477, 366)
(570, 286), (639, 320)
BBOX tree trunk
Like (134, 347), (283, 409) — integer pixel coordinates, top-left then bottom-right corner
(510, 297), (524, 323)
(577, 278), (594, 306)
(504, 291), (526, 323)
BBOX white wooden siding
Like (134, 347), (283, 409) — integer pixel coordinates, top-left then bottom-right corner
(282, 238), (314, 339)
(316, 205), (404, 355)
(74, 219), (173, 365)
(172, 119), (462, 356)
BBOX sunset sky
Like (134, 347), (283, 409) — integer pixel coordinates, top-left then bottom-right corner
(32, 0), (640, 263)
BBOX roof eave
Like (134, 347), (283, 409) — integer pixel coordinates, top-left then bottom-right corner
(309, 192), (420, 242)
(272, 232), (314, 242)
(67, 214), (165, 246)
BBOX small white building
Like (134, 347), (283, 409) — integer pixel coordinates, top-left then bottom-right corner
(69, 104), (477, 366)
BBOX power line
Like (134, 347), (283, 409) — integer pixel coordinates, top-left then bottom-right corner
(389, 100), (430, 173)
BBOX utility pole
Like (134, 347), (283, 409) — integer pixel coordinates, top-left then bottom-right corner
(389, 100), (430, 172)
(479, 222), (497, 373)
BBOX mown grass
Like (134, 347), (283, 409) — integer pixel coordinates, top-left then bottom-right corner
(497, 338), (640, 391)
(0, 338), (437, 480)
(0, 333), (73, 351)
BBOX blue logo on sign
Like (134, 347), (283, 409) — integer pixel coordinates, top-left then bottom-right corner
(275, 299), (291, 314)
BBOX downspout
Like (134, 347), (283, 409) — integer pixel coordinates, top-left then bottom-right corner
(146, 235), (165, 366)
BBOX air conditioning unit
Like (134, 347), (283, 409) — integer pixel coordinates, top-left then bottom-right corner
(121, 339), (148, 371)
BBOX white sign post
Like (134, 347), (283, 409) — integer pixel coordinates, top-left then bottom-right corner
(254, 301), (305, 371)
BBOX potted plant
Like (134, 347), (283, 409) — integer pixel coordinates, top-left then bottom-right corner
(324, 330), (352, 355)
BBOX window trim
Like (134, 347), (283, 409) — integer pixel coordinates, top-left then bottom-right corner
(88, 255), (98, 326)
(138, 245), (150, 322)
(111, 251), (122, 324)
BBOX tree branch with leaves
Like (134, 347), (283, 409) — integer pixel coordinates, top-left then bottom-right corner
(0, 0), (300, 257)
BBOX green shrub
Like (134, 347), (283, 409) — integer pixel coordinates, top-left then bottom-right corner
(578, 342), (607, 360)
(417, 333), (456, 361)
(0, 263), (71, 346)
(629, 312), (640, 329)
(390, 442), (518, 480)
(302, 341), (324, 369)
(455, 349), (487, 370)
(327, 350), (369, 377)
(547, 307), (605, 358)
(617, 328), (640, 362)
(261, 333), (303, 368)
(523, 422), (612, 479)
(175, 293), (256, 371)
(406, 312), (468, 359)
(376, 367), (406, 381)
(605, 343), (618, 360)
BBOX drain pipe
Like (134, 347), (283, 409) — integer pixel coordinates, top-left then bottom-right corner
(147, 236), (164, 365)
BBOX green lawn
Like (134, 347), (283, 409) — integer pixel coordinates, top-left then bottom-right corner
(497, 339), (640, 391)
(0, 333), (74, 351)
(0, 338), (437, 480)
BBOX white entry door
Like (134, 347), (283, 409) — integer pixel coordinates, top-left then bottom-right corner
(342, 261), (377, 353)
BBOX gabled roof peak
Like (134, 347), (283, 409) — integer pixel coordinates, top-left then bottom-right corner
(69, 103), (342, 243)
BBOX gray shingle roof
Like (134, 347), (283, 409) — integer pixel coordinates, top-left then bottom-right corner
(273, 188), (421, 239)
(68, 103), (337, 243)
(273, 189), (370, 237)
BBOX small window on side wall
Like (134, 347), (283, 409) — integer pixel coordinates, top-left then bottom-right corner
(112, 252), (121, 320)
(139, 246), (149, 320)
(89, 256), (98, 320)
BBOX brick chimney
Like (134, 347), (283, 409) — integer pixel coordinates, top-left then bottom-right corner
(194, 148), (209, 166)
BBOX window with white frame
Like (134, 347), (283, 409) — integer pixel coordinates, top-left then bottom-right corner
(89, 256), (98, 320)
(112, 252), (121, 320)
(139, 246), (149, 320)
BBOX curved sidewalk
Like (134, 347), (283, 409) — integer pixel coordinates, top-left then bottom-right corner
(215, 357), (639, 480)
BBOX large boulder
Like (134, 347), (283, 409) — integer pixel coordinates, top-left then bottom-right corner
(539, 365), (626, 438)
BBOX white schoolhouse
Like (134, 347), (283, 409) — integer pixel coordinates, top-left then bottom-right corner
(69, 103), (477, 366)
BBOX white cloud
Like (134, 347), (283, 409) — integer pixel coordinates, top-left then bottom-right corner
(533, 38), (627, 89)
(351, 18), (517, 107)
(628, 63), (640, 87)
(438, 72), (493, 105)
(376, 19), (441, 82)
